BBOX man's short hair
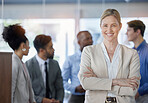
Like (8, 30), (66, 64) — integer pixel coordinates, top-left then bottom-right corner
(77, 31), (91, 40)
(33, 34), (51, 53)
(127, 20), (145, 37)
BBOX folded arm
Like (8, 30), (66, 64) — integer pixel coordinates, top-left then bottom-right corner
(78, 47), (140, 96)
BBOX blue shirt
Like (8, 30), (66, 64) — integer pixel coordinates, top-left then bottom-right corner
(62, 50), (85, 95)
(133, 40), (148, 96)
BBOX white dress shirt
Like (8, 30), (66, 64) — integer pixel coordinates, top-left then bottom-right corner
(101, 42), (120, 97)
(36, 55), (49, 87)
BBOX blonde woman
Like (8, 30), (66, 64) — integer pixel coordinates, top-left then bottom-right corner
(78, 9), (140, 103)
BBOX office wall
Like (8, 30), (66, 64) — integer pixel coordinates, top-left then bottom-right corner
(0, 2), (148, 19)
(0, 52), (12, 103)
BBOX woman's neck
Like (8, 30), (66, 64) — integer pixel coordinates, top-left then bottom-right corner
(103, 40), (118, 62)
(103, 40), (118, 52)
(14, 50), (23, 60)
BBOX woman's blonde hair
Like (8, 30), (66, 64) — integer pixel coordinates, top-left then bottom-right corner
(100, 9), (121, 25)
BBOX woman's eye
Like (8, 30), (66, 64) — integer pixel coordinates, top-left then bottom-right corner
(112, 24), (116, 27)
(104, 25), (107, 27)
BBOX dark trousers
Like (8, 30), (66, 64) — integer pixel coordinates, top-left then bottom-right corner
(105, 101), (117, 103)
(136, 94), (148, 103)
(68, 94), (85, 103)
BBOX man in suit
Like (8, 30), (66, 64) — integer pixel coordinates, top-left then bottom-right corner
(26, 34), (64, 103)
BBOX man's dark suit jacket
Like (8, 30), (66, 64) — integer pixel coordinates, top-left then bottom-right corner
(26, 56), (64, 103)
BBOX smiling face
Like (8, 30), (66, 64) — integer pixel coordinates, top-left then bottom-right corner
(101, 15), (122, 42)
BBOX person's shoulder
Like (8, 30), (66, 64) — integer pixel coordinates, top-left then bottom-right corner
(12, 53), (21, 68)
(83, 44), (101, 52)
(67, 52), (80, 59)
(143, 42), (148, 50)
(142, 42), (148, 56)
(49, 59), (61, 70)
(25, 56), (36, 66)
(120, 44), (137, 54)
(49, 59), (59, 65)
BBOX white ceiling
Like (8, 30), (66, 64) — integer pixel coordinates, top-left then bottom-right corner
(1, 0), (148, 4)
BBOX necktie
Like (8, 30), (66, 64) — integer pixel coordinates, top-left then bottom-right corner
(45, 62), (50, 98)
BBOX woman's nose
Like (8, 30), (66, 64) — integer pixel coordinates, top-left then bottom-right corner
(107, 27), (112, 33)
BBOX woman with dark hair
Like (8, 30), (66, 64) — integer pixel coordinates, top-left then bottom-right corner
(2, 24), (36, 103)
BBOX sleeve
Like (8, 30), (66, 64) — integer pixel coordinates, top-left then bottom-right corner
(25, 61), (44, 103)
(138, 51), (148, 96)
(62, 58), (77, 94)
(110, 50), (140, 96)
(138, 83), (148, 96)
(34, 96), (43, 103)
(78, 47), (112, 91)
(26, 63), (36, 103)
(55, 62), (64, 103)
(32, 89), (36, 102)
(138, 54), (148, 96)
(11, 61), (19, 103)
(78, 47), (140, 97)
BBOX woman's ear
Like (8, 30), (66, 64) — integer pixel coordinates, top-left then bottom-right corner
(20, 42), (26, 51)
(119, 23), (122, 30)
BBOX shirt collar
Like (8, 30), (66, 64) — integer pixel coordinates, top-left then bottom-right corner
(77, 49), (82, 57)
(101, 42), (120, 54)
(36, 54), (49, 66)
(134, 40), (146, 51)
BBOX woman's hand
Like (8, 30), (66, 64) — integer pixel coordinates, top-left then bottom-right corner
(112, 76), (140, 90)
(83, 67), (97, 77)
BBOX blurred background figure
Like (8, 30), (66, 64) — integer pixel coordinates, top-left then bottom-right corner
(62, 31), (93, 103)
(126, 20), (148, 103)
(2, 24), (36, 103)
(26, 34), (64, 103)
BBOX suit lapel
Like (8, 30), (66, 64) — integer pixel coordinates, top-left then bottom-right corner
(98, 44), (109, 78)
(116, 45), (123, 78)
(22, 63), (29, 80)
(48, 60), (53, 92)
(33, 57), (45, 87)
(99, 44), (123, 79)
(13, 53), (28, 80)
(48, 60), (52, 83)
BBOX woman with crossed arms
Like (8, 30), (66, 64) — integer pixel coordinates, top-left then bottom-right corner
(78, 9), (140, 103)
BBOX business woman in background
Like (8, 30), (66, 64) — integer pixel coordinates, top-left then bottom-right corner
(2, 24), (36, 103)
(78, 9), (140, 103)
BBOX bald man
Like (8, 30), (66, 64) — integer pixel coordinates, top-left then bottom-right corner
(62, 31), (93, 103)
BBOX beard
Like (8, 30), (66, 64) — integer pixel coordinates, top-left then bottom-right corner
(48, 55), (54, 59)
(46, 51), (54, 59)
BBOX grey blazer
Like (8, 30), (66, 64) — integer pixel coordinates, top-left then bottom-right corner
(12, 53), (35, 103)
(25, 56), (64, 103)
